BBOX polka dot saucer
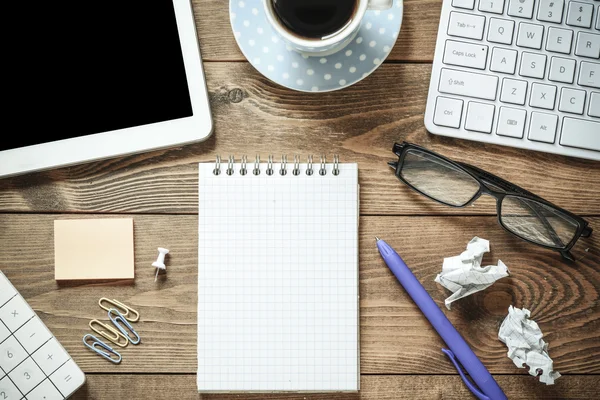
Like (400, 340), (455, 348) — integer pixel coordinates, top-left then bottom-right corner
(230, 0), (404, 93)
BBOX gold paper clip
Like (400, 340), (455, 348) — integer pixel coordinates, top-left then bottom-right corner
(98, 298), (140, 322)
(89, 319), (129, 348)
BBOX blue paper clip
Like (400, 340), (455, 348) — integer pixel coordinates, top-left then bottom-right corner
(83, 334), (122, 364)
(108, 308), (141, 345)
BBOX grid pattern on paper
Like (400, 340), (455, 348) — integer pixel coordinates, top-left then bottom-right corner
(197, 161), (359, 392)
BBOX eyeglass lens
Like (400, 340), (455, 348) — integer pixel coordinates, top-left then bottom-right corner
(501, 196), (579, 249)
(399, 148), (581, 250)
(400, 149), (480, 207)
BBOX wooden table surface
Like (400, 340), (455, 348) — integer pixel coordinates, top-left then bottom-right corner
(1, 1), (599, 398)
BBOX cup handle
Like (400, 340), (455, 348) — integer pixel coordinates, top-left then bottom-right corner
(367, 0), (393, 10)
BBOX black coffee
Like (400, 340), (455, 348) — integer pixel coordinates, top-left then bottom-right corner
(273, 0), (358, 39)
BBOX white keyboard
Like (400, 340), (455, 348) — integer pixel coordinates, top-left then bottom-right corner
(0, 270), (85, 399)
(425, 0), (600, 161)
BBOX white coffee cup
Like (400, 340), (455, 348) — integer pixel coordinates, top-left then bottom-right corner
(263, 0), (393, 56)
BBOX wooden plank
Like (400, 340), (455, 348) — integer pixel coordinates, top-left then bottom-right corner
(1, 214), (597, 375)
(1, 64), (599, 215)
(193, 0), (442, 62)
(70, 374), (600, 399)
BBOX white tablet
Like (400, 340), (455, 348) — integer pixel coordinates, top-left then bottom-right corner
(1, 0), (213, 179)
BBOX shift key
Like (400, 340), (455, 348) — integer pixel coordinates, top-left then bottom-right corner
(439, 68), (499, 101)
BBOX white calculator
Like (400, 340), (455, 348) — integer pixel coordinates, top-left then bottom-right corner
(0, 270), (85, 399)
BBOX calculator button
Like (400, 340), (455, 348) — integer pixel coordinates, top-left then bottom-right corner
(8, 358), (44, 396)
(0, 323), (10, 345)
(0, 337), (28, 373)
(49, 359), (85, 398)
(0, 376), (22, 400)
(23, 379), (63, 400)
(14, 319), (51, 355)
(0, 297), (34, 333)
(31, 339), (69, 376)
(0, 276), (17, 307)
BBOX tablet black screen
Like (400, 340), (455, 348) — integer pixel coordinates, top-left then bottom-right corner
(4, 1), (193, 151)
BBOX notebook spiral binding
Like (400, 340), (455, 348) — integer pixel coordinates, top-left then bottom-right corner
(213, 154), (341, 176)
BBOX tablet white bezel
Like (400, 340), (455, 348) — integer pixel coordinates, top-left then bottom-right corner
(0, 0), (213, 179)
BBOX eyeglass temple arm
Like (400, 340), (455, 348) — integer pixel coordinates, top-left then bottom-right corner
(455, 161), (589, 257)
(522, 200), (566, 248)
(459, 161), (584, 248)
(456, 162), (543, 200)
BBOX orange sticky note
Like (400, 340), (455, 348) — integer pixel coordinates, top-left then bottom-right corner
(54, 218), (135, 280)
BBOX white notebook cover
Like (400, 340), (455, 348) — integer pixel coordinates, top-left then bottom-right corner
(197, 160), (359, 392)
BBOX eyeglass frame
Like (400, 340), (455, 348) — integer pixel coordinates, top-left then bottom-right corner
(389, 142), (593, 261)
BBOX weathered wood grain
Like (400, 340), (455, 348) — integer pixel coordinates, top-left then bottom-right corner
(1, 214), (597, 375)
(193, 0), (442, 62)
(1, 64), (599, 215)
(71, 374), (600, 399)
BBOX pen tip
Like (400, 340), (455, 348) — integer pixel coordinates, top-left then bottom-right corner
(375, 236), (380, 241)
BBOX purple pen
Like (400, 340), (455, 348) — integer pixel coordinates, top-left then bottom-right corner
(376, 237), (507, 400)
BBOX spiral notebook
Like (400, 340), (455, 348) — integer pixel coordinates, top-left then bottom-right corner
(197, 155), (359, 392)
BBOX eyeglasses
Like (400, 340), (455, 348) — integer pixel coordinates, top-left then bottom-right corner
(389, 142), (593, 261)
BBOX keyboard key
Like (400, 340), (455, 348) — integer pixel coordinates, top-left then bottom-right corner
(439, 68), (499, 100)
(508, 0), (535, 19)
(0, 376), (21, 400)
(447, 11), (486, 40)
(566, 1), (594, 28)
(546, 27), (573, 54)
(479, 0), (505, 14)
(25, 378), (64, 400)
(575, 32), (600, 59)
(443, 40), (488, 70)
(434, 96), (464, 128)
(488, 18), (515, 44)
(32, 338), (70, 375)
(0, 336), (27, 373)
(517, 22), (544, 49)
(560, 118), (600, 151)
(0, 296), (34, 333)
(8, 358), (44, 396)
(452, 0), (475, 9)
(597, 6), (600, 30)
(0, 276), (17, 308)
(549, 57), (576, 83)
(49, 359), (86, 398)
(589, 92), (600, 117)
(519, 52), (547, 79)
(497, 107), (527, 138)
(537, 0), (565, 23)
(501, 78), (528, 105)
(578, 62), (600, 89)
(490, 47), (518, 74)
(465, 102), (495, 133)
(0, 323), (9, 345)
(529, 112), (558, 143)
(530, 83), (557, 109)
(559, 87), (586, 114)
(14, 317), (52, 354)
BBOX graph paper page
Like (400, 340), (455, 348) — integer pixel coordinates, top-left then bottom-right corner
(198, 161), (359, 392)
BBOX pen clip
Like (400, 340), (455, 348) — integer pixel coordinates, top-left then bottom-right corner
(442, 348), (490, 400)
